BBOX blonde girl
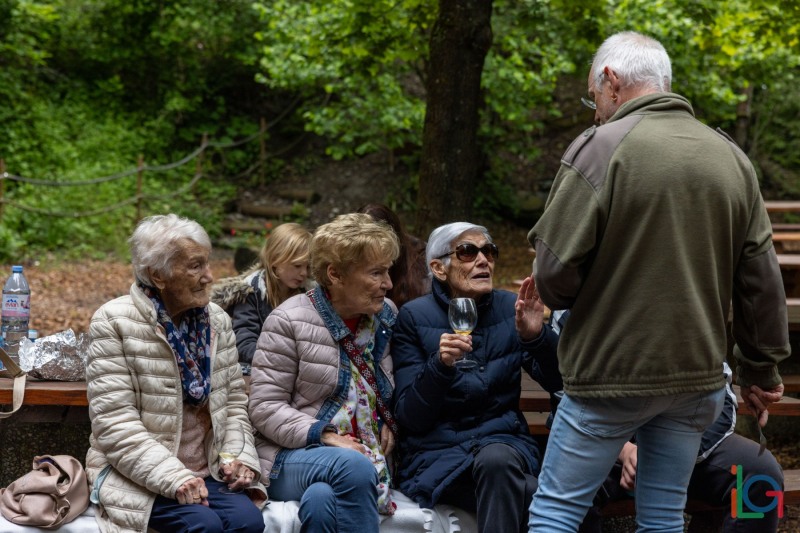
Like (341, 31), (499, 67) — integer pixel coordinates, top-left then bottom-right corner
(213, 222), (312, 364)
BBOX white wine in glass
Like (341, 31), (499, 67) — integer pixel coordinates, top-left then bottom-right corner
(449, 297), (478, 369)
(218, 422), (248, 494)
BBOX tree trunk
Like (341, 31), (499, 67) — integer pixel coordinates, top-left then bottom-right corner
(415, 0), (494, 237)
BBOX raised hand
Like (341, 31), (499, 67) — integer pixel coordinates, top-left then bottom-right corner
(515, 276), (545, 341)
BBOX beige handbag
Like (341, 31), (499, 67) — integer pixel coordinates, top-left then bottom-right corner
(0, 346), (26, 419)
(0, 455), (90, 529)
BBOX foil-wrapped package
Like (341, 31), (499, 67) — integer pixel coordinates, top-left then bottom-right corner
(18, 329), (90, 381)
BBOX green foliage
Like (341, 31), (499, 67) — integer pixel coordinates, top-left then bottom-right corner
(252, 0), (434, 159)
(0, 0), (267, 261)
(0, 0), (798, 262)
(602, 0), (800, 126)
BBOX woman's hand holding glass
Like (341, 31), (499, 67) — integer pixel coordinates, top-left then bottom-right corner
(218, 423), (258, 494)
(514, 277), (544, 341)
(440, 298), (478, 369)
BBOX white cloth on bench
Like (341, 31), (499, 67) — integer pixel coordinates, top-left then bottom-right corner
(0, 491), (478, 533)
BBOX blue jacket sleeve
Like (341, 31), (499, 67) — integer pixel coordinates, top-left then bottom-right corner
(520, 324), (563, 393)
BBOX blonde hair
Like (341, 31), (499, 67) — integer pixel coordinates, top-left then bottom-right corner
(311, 213), (400, 288)
(259, 222), (312, 307)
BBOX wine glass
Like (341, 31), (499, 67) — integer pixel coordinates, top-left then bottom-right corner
(218, 422), (249, 494)
(449, 297), (478, 369)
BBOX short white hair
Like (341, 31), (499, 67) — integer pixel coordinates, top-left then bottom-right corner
(591, 31), (672, 93)
(425, 222), (492, 272)
(129, 214), (211, 286)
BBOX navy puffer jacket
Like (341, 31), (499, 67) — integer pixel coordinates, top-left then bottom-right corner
(392, 279), (562, 508)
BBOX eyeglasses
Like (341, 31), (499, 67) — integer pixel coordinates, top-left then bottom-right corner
(438, 243), (499, 262)
(581, 96), (596, 110)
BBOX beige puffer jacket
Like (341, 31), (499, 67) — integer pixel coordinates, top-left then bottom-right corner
(249, 292), (394, 481)
(85, 283), (267, 533)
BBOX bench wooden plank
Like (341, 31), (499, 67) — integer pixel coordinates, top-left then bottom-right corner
(3, 378), (799, 416)
(524, 411), (550, 435)
(765, 201), (800, 213)
(787, 298), (800, 327)
(783, 374), (800, 393)
(772, 222), (800, 232)
(0, 380), (88, 406)
(785, 468), (800, 506)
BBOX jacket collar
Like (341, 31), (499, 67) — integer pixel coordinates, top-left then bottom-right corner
(310, 285), (396, 342)
(608, 92), (694, 125)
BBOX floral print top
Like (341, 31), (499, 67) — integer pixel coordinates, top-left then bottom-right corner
(330, 317), (395, 515)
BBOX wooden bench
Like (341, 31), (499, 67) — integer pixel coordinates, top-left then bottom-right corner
(771, 231), (800, 253)
(765, 201), (800, 213)
(778, 254), (800, 298)
(3, 376), (800, 430)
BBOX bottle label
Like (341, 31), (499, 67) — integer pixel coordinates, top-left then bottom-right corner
(2, 294), (30, 318)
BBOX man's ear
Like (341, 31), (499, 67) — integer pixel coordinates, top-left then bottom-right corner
(604, 66), (621, 93)
(429, 260), (448, 282)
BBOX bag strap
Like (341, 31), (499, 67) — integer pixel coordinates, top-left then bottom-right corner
(0, 347), (26, 419)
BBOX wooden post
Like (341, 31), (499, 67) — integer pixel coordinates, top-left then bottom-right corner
(0, 159), (6, 222)
(260, 117), (267, 183)
(136, 154), (144, 222)
(194, 133), (208, 194)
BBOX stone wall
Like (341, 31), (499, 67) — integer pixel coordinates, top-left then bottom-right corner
(0, 406), (91, 487)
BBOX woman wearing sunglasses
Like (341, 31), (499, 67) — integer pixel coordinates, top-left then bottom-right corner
(391, 222), (563, 533)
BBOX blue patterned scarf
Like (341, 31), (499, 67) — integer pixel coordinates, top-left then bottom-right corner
(140, 283), (212, 406)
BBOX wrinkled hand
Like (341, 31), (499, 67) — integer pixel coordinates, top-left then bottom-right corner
(219, 459), (258, 492)
(380, 424), (395, 456)
(176, 476), (209, 506)
(515, 277), (544, 341)
(618, 442), (638, 492)
(741, 383), (784, 428)
(321, 431), (369, 456)
(438, 333), (472, 367)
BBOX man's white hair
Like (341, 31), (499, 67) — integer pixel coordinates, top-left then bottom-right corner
(591, 31), (672, 93)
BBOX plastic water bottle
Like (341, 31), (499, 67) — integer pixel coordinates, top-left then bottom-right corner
(2, 265), (31, 364)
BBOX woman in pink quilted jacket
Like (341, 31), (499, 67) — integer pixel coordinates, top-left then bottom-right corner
(249, 213), (400, 533)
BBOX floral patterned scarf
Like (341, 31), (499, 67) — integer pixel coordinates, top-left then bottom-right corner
(140, 283), (212, 406)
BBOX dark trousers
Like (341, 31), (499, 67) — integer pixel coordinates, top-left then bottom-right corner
(439, 442), (537, 533)
(579, 433), (783, 533)
(149, 478), (265, 533)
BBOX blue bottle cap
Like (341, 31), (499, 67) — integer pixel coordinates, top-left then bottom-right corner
(11, 265), (22, 273)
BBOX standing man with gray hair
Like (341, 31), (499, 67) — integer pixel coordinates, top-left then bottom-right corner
(527, 31), (789, 532)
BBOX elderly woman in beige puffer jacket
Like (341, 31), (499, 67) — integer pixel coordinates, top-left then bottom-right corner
(85, 214), (267, 533)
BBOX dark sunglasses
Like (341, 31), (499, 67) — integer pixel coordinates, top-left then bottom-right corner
(438, 242), (499, 262)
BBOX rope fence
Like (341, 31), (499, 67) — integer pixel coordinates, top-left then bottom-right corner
(0, 110), (302, 220)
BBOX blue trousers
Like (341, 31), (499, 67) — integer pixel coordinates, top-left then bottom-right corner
(148, 478), (265, 533)
(267, 446), (380, 533)
(529, 388), (725, 532)
(579, 432), (784, 533)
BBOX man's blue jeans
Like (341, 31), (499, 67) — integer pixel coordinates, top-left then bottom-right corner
(268, 445), (380, 533)
(529, 388), (725, 532)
